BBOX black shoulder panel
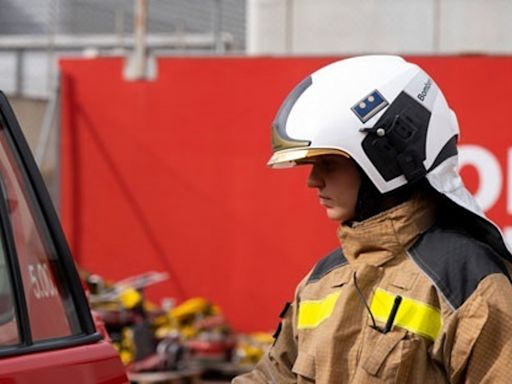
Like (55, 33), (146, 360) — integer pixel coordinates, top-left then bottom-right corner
(307, 248), (347, 284)
(409, 225), (511, 309)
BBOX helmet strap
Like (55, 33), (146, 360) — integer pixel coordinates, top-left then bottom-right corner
(353, 166), (422, 222)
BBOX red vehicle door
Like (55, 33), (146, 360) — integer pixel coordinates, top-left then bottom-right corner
(0, 91), (128, 383)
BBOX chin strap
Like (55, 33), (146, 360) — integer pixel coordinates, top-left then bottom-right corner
(354, 171), (384, 221)
(354, 166), (417, 222)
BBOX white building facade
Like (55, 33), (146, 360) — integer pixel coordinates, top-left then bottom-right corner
(247, 0), (512, 55)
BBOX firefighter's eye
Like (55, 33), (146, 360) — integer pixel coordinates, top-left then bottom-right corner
(317, 158), (335, 172)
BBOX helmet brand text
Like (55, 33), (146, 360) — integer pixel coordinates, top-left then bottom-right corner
(417, 79), (432, 102)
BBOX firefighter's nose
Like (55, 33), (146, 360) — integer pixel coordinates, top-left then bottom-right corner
(307, 164), (324, 189)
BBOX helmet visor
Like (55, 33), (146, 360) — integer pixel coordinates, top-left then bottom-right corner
(267, 148), (350, 168)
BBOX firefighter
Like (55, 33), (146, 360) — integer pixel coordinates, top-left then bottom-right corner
(233, 55), (512, 383)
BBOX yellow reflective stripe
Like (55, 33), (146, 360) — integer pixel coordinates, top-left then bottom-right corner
(298, 291), (340, 329)
(370, 288), (442, 340)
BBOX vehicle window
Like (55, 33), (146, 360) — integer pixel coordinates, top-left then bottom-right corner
(0, 116), (81, 341)
(0, 227), (18, 346)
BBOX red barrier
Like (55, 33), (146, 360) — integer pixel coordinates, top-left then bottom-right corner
(60, 57), (512, 332)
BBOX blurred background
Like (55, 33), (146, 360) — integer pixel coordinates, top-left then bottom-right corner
(1, 0), (512, 381)
(3, 0), (512, 204)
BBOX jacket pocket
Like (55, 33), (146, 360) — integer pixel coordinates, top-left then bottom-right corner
(292, 352), (315, 383)
(358, 326), (419, 383)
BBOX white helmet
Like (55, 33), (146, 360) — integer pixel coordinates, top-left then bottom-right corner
(269, 55), (512, 261)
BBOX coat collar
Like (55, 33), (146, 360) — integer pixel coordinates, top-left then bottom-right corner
(337, 195), (436, 267)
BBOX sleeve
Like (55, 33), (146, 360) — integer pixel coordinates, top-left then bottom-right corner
(232, 276), (310, 384)
(446, 274), (512, 383)
(232, 300), (298, 383)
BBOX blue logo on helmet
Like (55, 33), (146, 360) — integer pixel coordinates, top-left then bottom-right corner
(351, 90), (388, 123)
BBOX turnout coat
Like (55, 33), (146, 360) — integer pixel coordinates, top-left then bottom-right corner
(233, 196), (512, 383)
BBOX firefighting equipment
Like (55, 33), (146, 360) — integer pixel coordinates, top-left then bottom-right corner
(119, 287), (142, 309)
(234, 196), (512, 383)
(116, 327), (136, 365)
(234, 333), (273, 365)
(87, 271), (169, 306)
(267, 55), (511, 263)
(87, 270), (264, 373)
(171, 297), (219, 323)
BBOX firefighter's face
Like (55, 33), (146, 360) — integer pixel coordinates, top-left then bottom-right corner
(306, 155), (361, 223)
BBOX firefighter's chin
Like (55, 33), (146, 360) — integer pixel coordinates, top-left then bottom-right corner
(324, 205), (354, 223)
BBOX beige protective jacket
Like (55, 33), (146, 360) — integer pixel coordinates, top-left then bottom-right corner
(233, 197), (512, 383)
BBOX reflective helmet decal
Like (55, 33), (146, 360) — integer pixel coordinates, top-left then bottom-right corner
(351, 90), (389, 123)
